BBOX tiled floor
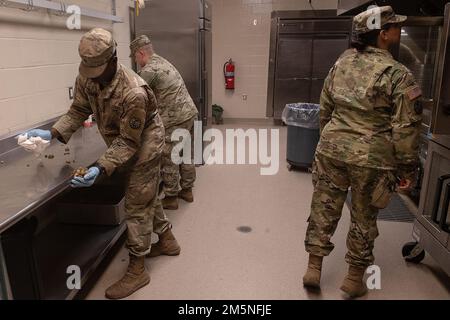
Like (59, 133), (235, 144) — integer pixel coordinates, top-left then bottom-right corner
(87, 123), (450, 300)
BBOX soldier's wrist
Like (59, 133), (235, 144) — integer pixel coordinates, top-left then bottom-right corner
(50, 128), (62, 140)
(93, 163), (106, 176)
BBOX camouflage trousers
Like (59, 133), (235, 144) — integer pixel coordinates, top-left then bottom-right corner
(305, 153), (396, 267)
(161, 116), (197, 197)
(109, 155), (171, 257)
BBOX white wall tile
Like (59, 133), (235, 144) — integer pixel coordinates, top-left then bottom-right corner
(0, 0), (132, 136)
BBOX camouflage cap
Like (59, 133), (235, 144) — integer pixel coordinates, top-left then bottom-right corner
(78, 28), (116, 79)
(353, 6), (407, 35)
(129, 35), (152, 58)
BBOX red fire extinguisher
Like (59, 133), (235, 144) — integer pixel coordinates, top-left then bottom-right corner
(224, 59), (235, 90)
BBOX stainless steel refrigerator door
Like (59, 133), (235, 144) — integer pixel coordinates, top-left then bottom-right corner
(310, 35), (350, 104)
(134, 0), (201, 109)
(273, 35), (313, 118)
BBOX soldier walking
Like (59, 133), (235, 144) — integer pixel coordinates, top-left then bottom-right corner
(130, 35), (199, 211)
(303, 6), (423, 298)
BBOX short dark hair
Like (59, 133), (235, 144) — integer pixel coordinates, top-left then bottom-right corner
(351, 23), (398, 51)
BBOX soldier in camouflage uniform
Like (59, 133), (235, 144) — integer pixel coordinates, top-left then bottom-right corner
(302, 7), (423, 298)
(25, 28), (180, 299)
(130, 35), (199, 211)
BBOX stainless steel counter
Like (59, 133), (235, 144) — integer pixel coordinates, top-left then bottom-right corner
(0, 124), (107, 234)
(0, 121), (113, 299)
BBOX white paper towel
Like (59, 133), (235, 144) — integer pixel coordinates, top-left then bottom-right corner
(17, 134), (50, 155)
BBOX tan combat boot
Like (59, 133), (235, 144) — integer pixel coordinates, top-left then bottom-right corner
(147, 228), (181, 257)
(162, 196), (179, 210)
(340, 265), (368, 298)
(179, 188), (194, 203)
(302, 254), (323, 289)
(105, 255), (150, 300)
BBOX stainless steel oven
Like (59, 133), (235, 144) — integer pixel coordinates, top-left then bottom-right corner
(417, 141), (450, 246)
(411, 139), (450, 275)
(403, 3), (450, 277)
(395, 17), (444, 203)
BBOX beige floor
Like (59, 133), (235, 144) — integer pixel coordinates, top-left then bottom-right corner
(86, 123), (450, 300)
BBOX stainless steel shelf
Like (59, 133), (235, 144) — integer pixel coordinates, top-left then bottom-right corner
(0, 121), (107, 234)
(2, 0), (123, 23)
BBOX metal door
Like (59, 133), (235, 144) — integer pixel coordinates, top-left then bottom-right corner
(310, 35), (350, 103)
(397, 17), (443, 135)
(134, 0), (200, 106)
(276, 35), (313, 78)
(418, 140), (450, 246)
(432, 3), (450, 135)
(273, 35), (313, 118)
(274, 80), (311, 119)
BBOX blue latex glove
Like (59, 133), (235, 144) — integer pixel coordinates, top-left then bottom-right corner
(70, 166), (100, 188)
(26, 129), (52, 141)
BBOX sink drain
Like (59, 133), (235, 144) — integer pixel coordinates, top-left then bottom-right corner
(237, 226), (252, 233)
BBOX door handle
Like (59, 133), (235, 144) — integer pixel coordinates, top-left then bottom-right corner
(431, 174), (450, 223)
(439, 181), (450, 233)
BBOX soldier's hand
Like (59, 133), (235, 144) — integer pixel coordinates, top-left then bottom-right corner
(397, 178), (412, 191)
(25, 129), (52, 141)
(70, 166), (100, 188)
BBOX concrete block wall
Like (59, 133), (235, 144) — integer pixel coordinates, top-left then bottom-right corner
(210, 0), (338, 120)
(0, 0), (132, 137)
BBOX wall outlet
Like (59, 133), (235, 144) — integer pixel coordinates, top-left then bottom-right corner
(242, 94), (248, 101)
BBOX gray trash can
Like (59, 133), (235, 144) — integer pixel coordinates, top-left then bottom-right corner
(282, 103), (320, 169)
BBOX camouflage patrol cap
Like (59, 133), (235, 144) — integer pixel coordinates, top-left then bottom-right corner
(353, 6), (407, 35)
(129, 35), (152, 58)
(78, 28), (116, 79)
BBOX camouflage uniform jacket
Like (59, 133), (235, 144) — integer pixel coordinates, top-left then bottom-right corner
(53, 64), (165, 176)
(139, 54), (198, 129)
(316, 46), (423, 176)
